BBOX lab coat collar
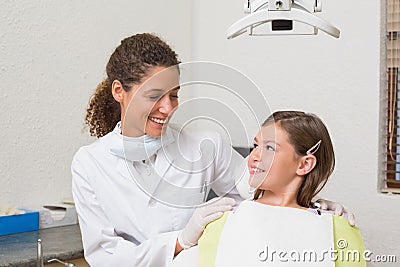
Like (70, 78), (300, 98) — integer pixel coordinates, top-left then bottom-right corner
(111, 122), (177, 192)
(109, 122), (175, 162)
(114, 139), (177, 206)
(153, 144), (175, 180)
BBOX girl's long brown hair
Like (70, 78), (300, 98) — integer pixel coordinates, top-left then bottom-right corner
(254, 111), (335, 208)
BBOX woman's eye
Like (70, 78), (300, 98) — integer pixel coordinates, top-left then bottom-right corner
(266, 145), (275, 151)
(170, 94), (179, 99)
(149, 95), (161, 100)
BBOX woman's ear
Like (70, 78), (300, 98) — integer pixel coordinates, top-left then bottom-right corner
(111, 80), (124, 103)
(296, 155), (317, 176)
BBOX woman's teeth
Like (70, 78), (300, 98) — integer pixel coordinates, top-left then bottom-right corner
(149, 117), (166, 124)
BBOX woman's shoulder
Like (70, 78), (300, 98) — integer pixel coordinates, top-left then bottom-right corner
(168, 125), (233, 161)
(72, 130), (117, 161)
(169, 124), (223, 140)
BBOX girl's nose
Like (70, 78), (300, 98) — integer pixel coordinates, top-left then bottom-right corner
(249, 146), (261, 162)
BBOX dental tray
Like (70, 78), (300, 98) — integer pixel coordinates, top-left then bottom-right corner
(0, 210), (39, 236)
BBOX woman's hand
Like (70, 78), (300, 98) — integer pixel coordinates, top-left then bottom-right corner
(316, 199), (356, 226)
(177, 197), (236, 249)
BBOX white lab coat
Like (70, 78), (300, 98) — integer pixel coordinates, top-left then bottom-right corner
(71, 123), (246, 267)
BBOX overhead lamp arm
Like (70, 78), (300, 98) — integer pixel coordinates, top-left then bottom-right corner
(227, 0), (340, 39)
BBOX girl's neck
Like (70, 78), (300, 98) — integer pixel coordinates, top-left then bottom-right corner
(255, 190), (306, 210)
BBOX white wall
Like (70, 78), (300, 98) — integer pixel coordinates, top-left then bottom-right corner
(191, 0), (399, 264)
(0, 0), (192, 207)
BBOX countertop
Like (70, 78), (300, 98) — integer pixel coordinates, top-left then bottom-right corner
(0, 224), (84, 267)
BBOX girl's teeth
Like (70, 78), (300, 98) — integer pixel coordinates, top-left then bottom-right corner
(251, 168), (264, 173)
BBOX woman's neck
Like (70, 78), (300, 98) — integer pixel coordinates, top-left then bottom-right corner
(119, 121), (145, 138)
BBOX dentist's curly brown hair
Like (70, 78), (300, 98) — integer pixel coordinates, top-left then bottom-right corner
(85, 33), (180, 138)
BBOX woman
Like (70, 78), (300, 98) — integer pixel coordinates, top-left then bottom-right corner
(72, 34), (352, 267)
(72, 33), (243, 267)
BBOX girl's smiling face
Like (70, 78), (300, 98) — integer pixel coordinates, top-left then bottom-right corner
(248, 123), (304, 193)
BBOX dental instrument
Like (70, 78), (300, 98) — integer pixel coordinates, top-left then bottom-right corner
(47, 258), (76, 267)
(37, 239), (43, 267)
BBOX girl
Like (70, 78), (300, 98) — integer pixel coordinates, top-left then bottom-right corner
(172, 111), (365, 266)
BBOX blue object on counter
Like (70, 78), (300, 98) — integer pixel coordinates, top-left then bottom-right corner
(0, 210), (39, 236)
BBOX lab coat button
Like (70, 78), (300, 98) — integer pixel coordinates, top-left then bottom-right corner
(149, 198), (157, 207)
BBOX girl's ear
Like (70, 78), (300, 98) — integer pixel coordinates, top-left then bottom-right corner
(296, 155), (317, 176)
(111, 80), (124, 103)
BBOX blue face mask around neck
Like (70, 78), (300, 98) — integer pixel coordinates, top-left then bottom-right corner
(109, 122), (173, 162)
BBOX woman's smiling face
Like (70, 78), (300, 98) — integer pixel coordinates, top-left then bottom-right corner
(122, 66), (180, 137)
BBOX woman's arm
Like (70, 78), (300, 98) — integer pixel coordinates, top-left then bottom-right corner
(174, 240), (183, 256)
(71, 150), (179, 267)
(209, 133), (246, 202)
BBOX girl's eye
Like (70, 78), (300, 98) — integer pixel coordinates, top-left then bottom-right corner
(249, 144), (258, 154)
(266, 145), (275, 151)
(250, 143), (258, 153)
(171, 94), (179, 99)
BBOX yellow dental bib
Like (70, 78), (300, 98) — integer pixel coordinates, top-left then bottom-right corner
(198, 201), (365, 267)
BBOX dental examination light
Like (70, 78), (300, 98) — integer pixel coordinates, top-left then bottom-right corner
(227, 0), (340, 38)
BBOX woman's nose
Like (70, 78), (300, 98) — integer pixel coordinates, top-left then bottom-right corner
(158, 95), (174, 114)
